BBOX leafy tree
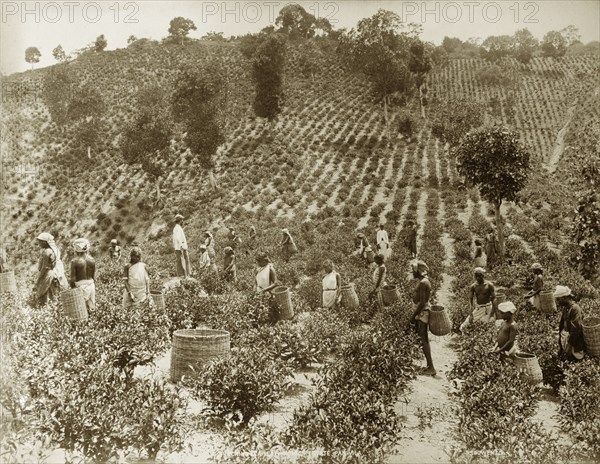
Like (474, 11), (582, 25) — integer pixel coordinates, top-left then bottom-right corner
(168, 17), (197, 45)
(251, 33), (287, 121)
(275, 4), (330, 39)
(541, 31), (567, 59)
(430, 98), (485, 147)
(172, 66), (225, 189)
(409, 40), (432, 118)
(68, 84), (106, 157)
(480, 35), (514, 62)
(441, 36), (463, 53)
(453, 126), (531, 259)
(560, 25), (581, 47)
(25, 47), (41, 69)
(127, 35), (138, 45)
(513, 29), (538, 64)
(52, 45), (69, 62)
(42, 65), (74, 126)
(339, 10), (418, 137)
(298, 40), (325, 81)
(121, 87), (173, 202)
(94, 34), (107, 52)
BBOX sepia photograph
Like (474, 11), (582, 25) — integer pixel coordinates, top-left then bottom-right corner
(1, 1), (599, 462)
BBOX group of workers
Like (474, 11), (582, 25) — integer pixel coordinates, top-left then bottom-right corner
(19, 214), (588, 376)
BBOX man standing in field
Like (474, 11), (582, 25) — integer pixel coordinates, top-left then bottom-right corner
(69, 238), (96, 311)
(486, 227), (499, 270)
(173, 214), (191, 278)
(460, 267), (496, 332)
(376, 223), (390, 260)
(411, 260), (436, 376)
(405, 220), (418, 258)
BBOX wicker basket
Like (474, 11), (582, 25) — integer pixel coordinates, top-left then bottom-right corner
(170, 328), (230, 382)
(582, 317), (600, 357)
(0, 271), (17, 293)
(429, 305), (452, 336)
(272, 286), (294, 320)
(365, 249), (375, 263)
(514, 352), (543, 384)
(381, 285), (399, 306)
(150, 291), (165, 311)
(60, 288), (88, 321)
(539, 291), (556, 314)
(341, 283), (359, 309)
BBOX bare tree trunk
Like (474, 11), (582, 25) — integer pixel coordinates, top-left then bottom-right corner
(495, 201), (505, 261)
(156, 180), (161, 202)
(383, 96), (390, 139)
(87, 146), (91, 159)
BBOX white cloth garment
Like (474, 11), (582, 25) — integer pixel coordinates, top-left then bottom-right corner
(75, 279), (96, 310)
(255, 264), (273, 293)
(460, 302), (494, 332)
(172, 224), (188, 251)
(123, 262), (149, 307)
(322, 272), (339, 308)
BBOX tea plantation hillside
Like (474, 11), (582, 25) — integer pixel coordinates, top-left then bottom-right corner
(1, 41), (599, 267)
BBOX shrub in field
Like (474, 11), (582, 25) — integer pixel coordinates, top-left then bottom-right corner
(190, 346), (293, 425)
(299, 309), (352, 356)
(238, 321), (321, 368)
(559, 359), (600, 459)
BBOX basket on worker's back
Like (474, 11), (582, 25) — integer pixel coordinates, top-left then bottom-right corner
(340, 283), (359, 309)
(170, 328), (230, 382)
(272, 286), (294, 320)
(429, 305), (452, 336)
(582, 317), (600, 357)
(150, 291), (165, 311)
(381, 285), (399, 306)
(0, 271), (18, 293)
(61, 288), (88, 321)
(514, 352), (543, 384)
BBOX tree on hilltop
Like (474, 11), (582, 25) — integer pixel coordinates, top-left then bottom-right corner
(513, 29), (538, 64)
(275, 4), (331, 39)
(25, 47), (41, 69)
(454, 126), (531, 259)
(338, 10), (424, 137)
(480, 35), (514, 62)
(541, 31), (567, 59)
(168, 17), (197, 45)
(560, 25), (581, 47)
(251, 33), (287, 122)
(127, 35), (138, 45)
(52, 45), (70, 62)
(94, 35), (107, 52)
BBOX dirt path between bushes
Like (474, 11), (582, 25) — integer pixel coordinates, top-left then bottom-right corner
(387, 197), (459, 463)
(547, 102), (577, 174)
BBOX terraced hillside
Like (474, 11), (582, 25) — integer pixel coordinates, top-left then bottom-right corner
(1, 42), (599, 269)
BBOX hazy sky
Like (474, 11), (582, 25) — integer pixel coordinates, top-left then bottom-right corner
(1, 0), (599, 75)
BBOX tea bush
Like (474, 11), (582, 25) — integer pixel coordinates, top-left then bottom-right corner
(190, 346), (294, 425)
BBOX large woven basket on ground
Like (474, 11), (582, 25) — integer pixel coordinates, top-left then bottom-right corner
(170, 329), (230, 382)
(150, 291), (165, 311)
(0, 271), (18, 293)
(61, 288), (88, 321)
(429, 304), (452, 336)
(514, 352), (543, 384)
(539, 291), (556, 314)
(381, 285), (399, 306)
(272, 286), (294, 320)
(340, 283), (359, 309)
(582, 317), (600, 357)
